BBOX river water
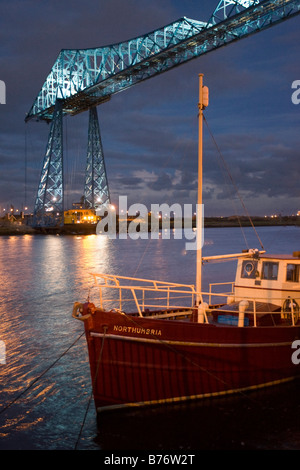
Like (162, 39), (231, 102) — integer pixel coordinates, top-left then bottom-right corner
(0, 225), (299, 451)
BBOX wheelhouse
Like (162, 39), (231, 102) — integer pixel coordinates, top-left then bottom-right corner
(234, 252), (300, 310)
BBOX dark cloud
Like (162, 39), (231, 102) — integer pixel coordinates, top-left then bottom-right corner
(147, 172), (174, 191)
(114, 175), (144, 188)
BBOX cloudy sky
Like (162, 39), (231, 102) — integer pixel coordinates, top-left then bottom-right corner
(1, 0), (300, 217)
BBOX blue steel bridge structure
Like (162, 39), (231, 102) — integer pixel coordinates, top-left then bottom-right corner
(25, 0), (300, 227)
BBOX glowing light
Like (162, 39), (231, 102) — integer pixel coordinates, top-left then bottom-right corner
(237, 0), (257, 7)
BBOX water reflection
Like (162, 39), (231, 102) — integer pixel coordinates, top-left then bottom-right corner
(96, 379), (300, 450)
(0, 226), (299, 449)
(80, 234), (111, 273)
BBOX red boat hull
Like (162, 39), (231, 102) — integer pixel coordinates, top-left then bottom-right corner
(82, 308), (300, 412)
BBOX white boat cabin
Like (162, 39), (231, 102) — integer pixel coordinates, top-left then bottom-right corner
(234, 252), (300, 310)
(208, 251), (300, 327)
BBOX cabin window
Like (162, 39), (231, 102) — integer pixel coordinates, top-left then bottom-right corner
(262, 262), (278, 281)
(241, 260), (258, 279)
(286, 264), (300, 282)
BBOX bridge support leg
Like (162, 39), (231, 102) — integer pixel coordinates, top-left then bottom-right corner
(84, 107), (110, 210)
(33, 99), (64, 227)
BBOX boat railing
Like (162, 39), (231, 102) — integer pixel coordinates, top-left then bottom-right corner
(203, 294), (300, 327)
(208, 281), (235, 305)
(90, 273), (199, 317)
(90, 273), (300, 325)
(206, 282), (300, 326)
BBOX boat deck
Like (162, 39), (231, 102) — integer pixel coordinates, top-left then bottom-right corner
(85, 272), (300, 327)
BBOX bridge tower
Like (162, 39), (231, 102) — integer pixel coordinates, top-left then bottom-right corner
(26, 0), (300, 228)
(33, 100), (64, 227)
(32, 103), (110, 228)
(84, 107), (110, 210)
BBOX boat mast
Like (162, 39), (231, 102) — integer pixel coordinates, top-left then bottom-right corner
(196, 74), (209, 305)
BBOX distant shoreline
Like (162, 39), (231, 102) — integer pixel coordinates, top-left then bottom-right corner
(0, 216), (299, 236)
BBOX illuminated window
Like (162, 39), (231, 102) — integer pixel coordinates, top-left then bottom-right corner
(262, 262), (278, 281)
(286, 264), (300, 282)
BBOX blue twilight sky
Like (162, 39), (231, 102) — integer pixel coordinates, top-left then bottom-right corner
(0, 0), (300, 217)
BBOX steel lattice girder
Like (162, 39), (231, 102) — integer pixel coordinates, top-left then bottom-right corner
(25, 0), (300, 123)
(84, 107), (110, 209)
(211, 1), (260, 24)
(33, 100), (64, 227)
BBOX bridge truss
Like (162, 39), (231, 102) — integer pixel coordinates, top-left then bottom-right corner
(26, 0), (300, 227)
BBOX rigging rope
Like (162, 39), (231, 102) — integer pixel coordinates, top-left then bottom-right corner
(203, 116), (264, 251)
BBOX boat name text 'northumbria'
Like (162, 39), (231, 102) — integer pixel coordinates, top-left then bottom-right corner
(113, 325), (162, 336)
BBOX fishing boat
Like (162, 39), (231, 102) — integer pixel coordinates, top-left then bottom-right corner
(73, 75), (300, 413)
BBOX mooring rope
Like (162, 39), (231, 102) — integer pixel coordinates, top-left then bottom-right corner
(74, 326), (107, 450)
(0, 332), (85, 416)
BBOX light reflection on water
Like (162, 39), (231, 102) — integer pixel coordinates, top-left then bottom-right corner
(0, 226), (299, 449)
